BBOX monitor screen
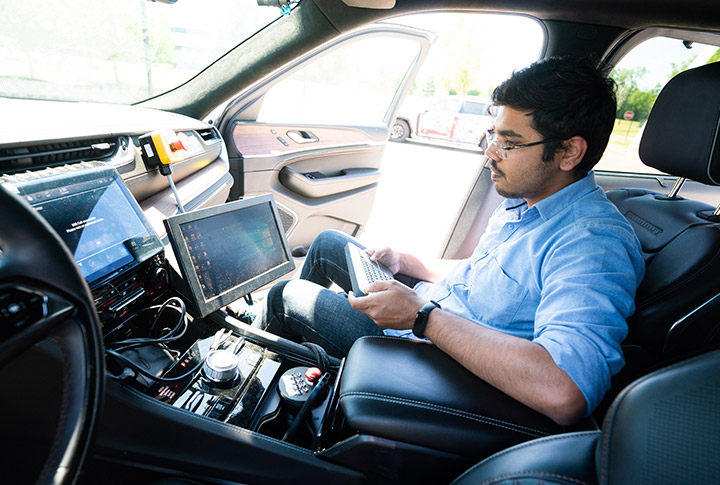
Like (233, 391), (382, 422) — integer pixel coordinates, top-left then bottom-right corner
(164, 194), (294, 317)
(2, 162), (164, 288)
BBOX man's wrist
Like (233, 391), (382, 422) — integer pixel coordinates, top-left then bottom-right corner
(398, 252), (409, 275)
(413, 300), (441, 338)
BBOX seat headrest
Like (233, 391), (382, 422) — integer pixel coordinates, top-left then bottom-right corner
(639, 62), (720, 185)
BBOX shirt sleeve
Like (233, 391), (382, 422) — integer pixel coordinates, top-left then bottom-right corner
(532, 221), (644, 415)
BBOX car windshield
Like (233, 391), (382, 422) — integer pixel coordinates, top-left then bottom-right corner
(0, 0), (283, 104)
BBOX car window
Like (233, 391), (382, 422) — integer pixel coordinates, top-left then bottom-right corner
(0, 0), (282, 104)
(459, 101), (489, 115)
(597, 36), (720, 175)
(257, 36), (421, 126)
(390, 13), (543, 121)
(431, 100), (451, 111)
(432, 98), (461, 112)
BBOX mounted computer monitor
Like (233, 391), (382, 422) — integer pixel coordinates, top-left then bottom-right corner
(164, 194), (294, 317)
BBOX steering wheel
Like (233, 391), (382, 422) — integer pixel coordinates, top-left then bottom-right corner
(0, 184), (104, 484)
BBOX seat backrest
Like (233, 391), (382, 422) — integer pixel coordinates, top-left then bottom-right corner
(606, 62), (720, 374)
(597, 350), (720, 484)
(451, 350), (720, 485)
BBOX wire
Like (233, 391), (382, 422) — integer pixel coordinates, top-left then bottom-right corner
(104, 296), (201, 383)
(107, 297), (187, 352)
(149, 297), (186, 336)
(166, 173), (186, 213)
(105, 349), (204, 383)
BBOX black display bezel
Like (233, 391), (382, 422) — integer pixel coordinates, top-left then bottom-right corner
(2, 163), (164, 290)
(164, 194), (294, 317)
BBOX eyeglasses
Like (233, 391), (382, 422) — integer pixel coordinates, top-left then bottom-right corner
(485, 105), (564, 159)
(485, 129), (564, 160)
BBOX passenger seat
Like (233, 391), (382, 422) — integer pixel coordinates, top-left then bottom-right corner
(604, 61), (720, 400)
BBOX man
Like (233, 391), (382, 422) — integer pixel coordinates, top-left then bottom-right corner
(258, 57), (645, 425)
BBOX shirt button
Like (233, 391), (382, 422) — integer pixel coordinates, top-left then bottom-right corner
(507, 224), (514, 230)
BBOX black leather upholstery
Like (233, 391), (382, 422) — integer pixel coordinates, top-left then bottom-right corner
(607, 190), (720, 357)
(339, 336), (563, 459)
(453, 350), (720, 485)
(606, 62), (720, 379)
(598, 350), (720, 484)
(639, 62), (720, 184)
(453, 431), (600, 485)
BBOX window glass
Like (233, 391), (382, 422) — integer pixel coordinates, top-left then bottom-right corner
(0, 0), (281, 104)
(390, 13), (543, 127)
(598, 37), (720, 174)
(460, 101), (489, 115)
(441, 99), (462, 112)
(257, 37), (421, 126)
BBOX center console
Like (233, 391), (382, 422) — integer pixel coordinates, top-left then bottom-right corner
(2, 162), (574, 484)
(3, 164), (344, 444)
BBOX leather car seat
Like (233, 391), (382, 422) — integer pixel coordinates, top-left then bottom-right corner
(604, 61), (720, 395)
(452, 349), (720, 485)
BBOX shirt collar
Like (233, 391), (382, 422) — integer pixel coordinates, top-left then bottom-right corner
(502, 171), (598, 221)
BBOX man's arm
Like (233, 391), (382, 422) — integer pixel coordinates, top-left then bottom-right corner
(365, 246), (460, 283)
(348, 280), (587, 425)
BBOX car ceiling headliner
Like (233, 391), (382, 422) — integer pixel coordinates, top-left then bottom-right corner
(317, 0), (720, 33)
(139, 0), (719, 119)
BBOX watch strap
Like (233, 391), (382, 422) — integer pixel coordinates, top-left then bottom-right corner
(413, 300), (440, 338)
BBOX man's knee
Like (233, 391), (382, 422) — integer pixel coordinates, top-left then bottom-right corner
(309, 229), (356, 256)
(261, 280), (290, 326)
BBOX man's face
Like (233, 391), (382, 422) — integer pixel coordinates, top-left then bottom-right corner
(486, 106), (567, 207)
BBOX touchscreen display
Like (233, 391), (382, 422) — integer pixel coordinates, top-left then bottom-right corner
(178, 202), (288, 301)
(164, 194), (294, 317)
(2, 163), (163, 286)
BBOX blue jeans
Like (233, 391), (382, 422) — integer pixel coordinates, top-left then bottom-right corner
(257, 230), (417, 357)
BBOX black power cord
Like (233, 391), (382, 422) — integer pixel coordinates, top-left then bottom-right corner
(282, 372), (331, 443)
(105, 348), (204, 384)
(105, 296), (200, 384)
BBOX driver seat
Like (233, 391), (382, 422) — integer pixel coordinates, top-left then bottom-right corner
(452, 350), (720, 484)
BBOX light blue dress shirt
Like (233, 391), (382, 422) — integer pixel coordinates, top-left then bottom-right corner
(385, 172), (645, 415)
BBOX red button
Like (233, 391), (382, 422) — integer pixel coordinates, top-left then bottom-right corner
(305, 367), (322, 383)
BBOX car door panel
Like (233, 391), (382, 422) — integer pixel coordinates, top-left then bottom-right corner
(231, 122), (389, 249)
(220, 25), (433, 251)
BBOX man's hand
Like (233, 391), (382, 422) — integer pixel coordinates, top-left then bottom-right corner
(364, 246), (402, 275)
(347, 280), (425, 330)
(365, 246), (459, 283)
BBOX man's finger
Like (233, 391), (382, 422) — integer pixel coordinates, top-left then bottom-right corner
(367, 280), (395, 293)
(348, 291), (371, 310)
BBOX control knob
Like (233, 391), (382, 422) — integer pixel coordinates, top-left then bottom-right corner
(203, 337), (244, 385)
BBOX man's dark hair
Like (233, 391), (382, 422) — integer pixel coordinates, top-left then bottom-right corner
(491, 56), (616, 175)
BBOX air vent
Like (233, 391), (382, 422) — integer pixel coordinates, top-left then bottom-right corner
(0, 137), (119, 173)
(197, 128), (220, 142)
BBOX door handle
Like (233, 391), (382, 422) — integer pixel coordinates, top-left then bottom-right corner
(286, 130), (318, 144)
(279, 167), (380, 198)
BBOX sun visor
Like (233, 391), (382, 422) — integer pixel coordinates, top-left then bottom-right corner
(341, 0), (396, 8)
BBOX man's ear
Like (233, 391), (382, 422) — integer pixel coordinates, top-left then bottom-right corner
(558, 136), (587, 172)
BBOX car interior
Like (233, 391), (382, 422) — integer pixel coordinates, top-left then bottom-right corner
(1, 0), (720, 484)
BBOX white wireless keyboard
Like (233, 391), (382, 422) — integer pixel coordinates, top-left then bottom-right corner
(345, 243), (394, 297)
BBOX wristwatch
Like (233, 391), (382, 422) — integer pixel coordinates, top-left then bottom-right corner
(412, 300), (441, 338)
